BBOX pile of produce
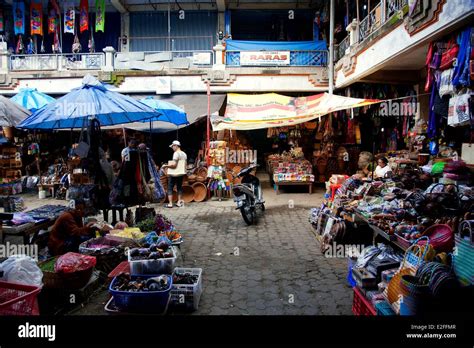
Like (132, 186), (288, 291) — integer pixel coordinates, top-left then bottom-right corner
(111, 273), (169, 292)
(129, 241), (173, 261)
(110, 227), (146, 240)
(39, 258), (56, 272)
(173, 272), (199, 285)
(136, 218), (155, 233)
(154, 214), (174, 233)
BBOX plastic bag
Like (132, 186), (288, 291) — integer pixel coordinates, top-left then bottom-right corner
(0, 256), (43, 286)
(54, 252), (96, 274)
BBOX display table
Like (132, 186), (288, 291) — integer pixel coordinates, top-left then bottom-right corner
(275, 181), (312, 195)
(1, 219), (55, 244)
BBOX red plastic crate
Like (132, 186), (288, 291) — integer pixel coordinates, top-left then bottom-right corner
(0, 280), (41, 316)
(352, 286), (376, 316)
(107, 261), (130, 281)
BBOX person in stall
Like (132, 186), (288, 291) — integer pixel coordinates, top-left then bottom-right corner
(48, 199), (111, 256)
(161, 140), (187, 208)
(373, 157), (393, 179)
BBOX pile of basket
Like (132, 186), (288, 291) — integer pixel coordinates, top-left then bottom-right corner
(159, 166), (208, 203)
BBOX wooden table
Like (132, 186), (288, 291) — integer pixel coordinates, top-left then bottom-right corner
(1, 219), (56, 244)
(275, 181), (313, 195)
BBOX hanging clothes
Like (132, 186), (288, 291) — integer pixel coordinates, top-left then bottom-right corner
(30, 0), (43, 36)
(452, 27), (472, 88)
(95, 0), (106, 33)
(80, 0), (89, 33)
(64, 2), (76, 34)
(427, 83), (438, 139)
(13, 2), (25, 36)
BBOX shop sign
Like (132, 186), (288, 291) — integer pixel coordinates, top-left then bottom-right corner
(240, 51), (290, 66)
(192, 52), (212, 65)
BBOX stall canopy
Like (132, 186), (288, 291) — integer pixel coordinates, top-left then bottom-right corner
(116, 94), (226, 133)
(211, 93), (381, 131)
(11, 88), (55, 112)
(18, 75), (159, 130)
(0, 95), (31, 127)
(225, 40), (327, 51)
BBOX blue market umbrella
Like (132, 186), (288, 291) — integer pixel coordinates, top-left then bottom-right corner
(140, 96), (189, 126)
(18, 75), (160, 130)
(11, 88), (56, 112)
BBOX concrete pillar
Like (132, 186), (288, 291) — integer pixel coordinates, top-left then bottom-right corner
(0, 41), (9, 74)
(347, 19), (359, 46)
(213, 43), (225, 70)
(102, 46), (116, 72)
(121, 13), (130, 53)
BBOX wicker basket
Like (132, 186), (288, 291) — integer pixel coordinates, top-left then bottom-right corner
(79, 237), (129, 274)
(39, 257), (94, 289)
(192, 182), (207, 202)
(182, 185), (195, 203)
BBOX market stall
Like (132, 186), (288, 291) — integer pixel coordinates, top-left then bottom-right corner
(309, 157), (474, 315)
(267, 150), (314, 194)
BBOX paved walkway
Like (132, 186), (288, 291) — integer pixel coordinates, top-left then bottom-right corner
(10, 184), (353, 315)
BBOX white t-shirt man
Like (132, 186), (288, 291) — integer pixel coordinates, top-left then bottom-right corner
(168, 150), (187, 177)
(374, 165), (392, 179)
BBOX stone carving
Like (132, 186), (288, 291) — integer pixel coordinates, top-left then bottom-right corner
(404, 0), (446, 36)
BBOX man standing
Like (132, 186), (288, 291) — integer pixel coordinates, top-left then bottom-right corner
(162, 140), (187, 208)
(121, 139), (138, 162)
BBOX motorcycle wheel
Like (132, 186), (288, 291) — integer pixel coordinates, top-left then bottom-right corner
(240, 205), (255, 225)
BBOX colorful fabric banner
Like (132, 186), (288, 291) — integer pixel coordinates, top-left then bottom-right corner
(0, 10), (4, 32)
(48, 1), (59, 34)
(95, 0), (105, 32)
(30, 0), (43, 36)
(80, 0), (89, 33)
(13, 1), (25, 36)
(64, 3), (75, 34)
(212, 93), (382, 131)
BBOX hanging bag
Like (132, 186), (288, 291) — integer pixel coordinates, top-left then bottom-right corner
(73, 120), (90, 158)
(439, 39), (459, 70)
(447, 91), (471, 127)
(438, 68), (455, 97)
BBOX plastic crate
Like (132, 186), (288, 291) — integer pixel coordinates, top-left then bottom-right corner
(109, 275), (172, 313)
(352, 286), (376, 316)
(107, 261), (130, 282)
(375, 300), (396, 316)
(0, 280), (41, 315)
(170, 268), (203, 311)
(128, 246), (177, 275)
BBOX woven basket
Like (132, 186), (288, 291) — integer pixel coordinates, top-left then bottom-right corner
(192, 182), (207, 202)
(196, 167), (208, 178)
(182, 185), (195, 203)
(79, 237), (129, 274)
(39, 257), (94, 289)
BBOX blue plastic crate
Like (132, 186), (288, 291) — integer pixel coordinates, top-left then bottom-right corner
(109, 275), (172, 313)
(375, 300), (396, 316)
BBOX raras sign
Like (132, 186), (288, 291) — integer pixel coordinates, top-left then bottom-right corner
(240, 51), (290, 66)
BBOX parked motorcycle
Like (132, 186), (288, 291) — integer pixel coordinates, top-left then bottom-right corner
(232, 163), (265, 225)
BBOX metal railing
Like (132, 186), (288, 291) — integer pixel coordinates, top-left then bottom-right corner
(9, 53), (105, 71)
(114, 50), (214, 70)
(335, 0), (408, 62)
(335, 36), (350, 62)
(225, 50), (328, 67)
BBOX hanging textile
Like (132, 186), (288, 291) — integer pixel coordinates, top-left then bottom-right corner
(452, 27), (472, 88)
(30, 0), (43, 36)
(80, 0), (89, 33)
(0, 10), (4, 32)
(13, 1), (25, 36)
(147, 152), (165, 202)
(64, 3), (75, 34)
(95, 0), (105, 33)
(48, 0), (61, 34)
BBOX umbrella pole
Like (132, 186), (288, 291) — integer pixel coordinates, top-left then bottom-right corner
(122, 127), (127, 146)
(206, 81), (211, 166)
(149, 119), (153, 151)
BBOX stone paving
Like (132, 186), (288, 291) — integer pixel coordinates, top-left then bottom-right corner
(8, 187), (353, 315)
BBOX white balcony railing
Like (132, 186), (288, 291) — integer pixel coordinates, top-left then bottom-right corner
(9, 53), (105, 72)
(335, 36), (350, 62)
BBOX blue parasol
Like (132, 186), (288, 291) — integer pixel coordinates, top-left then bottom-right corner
(18, 75), (160, 129)
(11, 88), (56, 112)
(140, 96), (189, 126)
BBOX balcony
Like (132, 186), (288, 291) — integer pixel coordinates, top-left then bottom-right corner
(335, 0), (408, 63)
(9, 53), (105, 72)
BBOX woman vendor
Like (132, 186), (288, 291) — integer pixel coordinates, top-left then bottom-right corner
(374, 157), (392, 179)
(48, 199), (111, 256)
